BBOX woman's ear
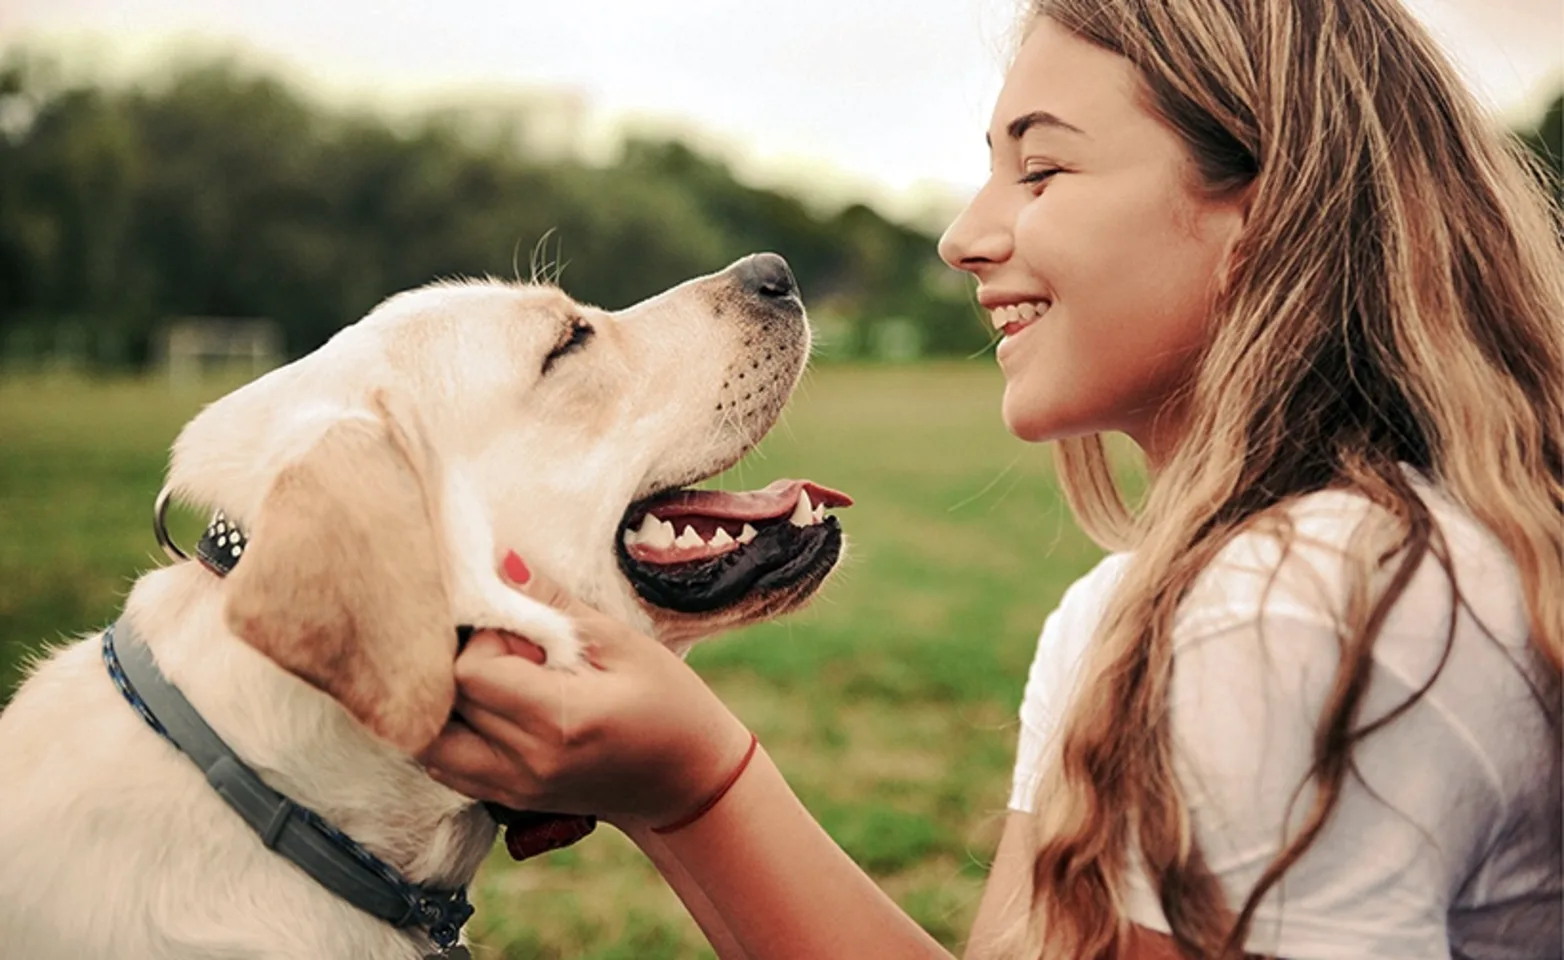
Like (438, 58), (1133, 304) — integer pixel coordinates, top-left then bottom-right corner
(1212, 182), (1255, 294)
(222, 397), (457, 757)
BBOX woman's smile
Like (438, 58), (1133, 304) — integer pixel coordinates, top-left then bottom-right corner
(988, 300), (1051, 338)
(992, 301), (1051, 368)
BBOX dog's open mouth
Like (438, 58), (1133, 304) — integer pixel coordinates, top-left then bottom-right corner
(616, 479), (851, 614)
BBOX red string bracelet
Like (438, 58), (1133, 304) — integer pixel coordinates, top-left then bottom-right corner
(652, 731), (761, 835)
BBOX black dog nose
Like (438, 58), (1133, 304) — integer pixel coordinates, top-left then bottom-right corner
(736, 253), (797, 300)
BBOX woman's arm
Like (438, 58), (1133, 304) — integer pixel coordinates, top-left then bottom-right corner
(965, 812), (1197, 960)
(963, 812), (1033, 960)
(630, 827), (753, 960)
(628, 746), (951, 960)
(636, 772), (1183, 960)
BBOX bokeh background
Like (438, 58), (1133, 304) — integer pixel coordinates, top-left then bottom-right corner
(2, 1), (1559, 956)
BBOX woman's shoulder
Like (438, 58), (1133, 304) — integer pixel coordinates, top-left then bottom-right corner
(1164, 468), (1554, 857)
(1053, 550), (1136, 624)
(1139, 470), (1559, 953)
(1024, 551), (1134, 689)
(1174, 467), (1531, 651)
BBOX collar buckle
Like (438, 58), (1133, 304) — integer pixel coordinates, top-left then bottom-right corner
(419, 893), (476, 949)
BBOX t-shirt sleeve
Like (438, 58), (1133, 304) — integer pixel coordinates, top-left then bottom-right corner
(1009, 554), (1130, 813)
(1119, 524), (1504, 960)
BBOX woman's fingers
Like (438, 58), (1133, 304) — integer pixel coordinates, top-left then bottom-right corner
(421, 715), (496, 767)
(454, 693), (566, 756)
(420, 718), (530, 802)
(465, 627), (546, 664)
(453, 628), (573, 719)
(500, 553), (653, 665)
(501, 556), (580, 613)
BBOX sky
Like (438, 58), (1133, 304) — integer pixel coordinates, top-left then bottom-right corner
(4, 0), (1560, 223)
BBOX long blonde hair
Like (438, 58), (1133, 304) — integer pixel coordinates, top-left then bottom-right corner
(1015, 0), (1564, 956)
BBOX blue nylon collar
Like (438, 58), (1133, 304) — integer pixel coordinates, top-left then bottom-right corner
(102, 621), (474, 953)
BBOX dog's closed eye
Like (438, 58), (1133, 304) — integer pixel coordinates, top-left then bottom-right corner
(542, 317), (594, 374)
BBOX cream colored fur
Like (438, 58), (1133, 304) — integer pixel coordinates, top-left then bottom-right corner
(0, 259), (813, 959)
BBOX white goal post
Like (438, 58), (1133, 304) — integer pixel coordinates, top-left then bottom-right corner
(156, 318), (282, 385)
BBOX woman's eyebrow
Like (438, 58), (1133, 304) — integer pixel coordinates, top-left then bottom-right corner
(986, 110), (1088, 148)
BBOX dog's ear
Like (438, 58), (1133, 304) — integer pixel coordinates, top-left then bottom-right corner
(222, 396), (456, 757)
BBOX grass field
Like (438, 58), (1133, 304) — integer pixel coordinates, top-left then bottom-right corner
(0, 362), (1110, 958)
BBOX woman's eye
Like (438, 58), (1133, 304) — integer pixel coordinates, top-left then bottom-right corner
(543, 319), (595, 373)
(1018, 167), (1061, 188)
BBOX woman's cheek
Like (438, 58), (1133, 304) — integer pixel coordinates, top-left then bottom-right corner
(1012, 202), (1060, 276)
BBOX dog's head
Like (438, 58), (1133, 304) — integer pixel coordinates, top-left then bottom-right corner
(165, 254), (847, 755)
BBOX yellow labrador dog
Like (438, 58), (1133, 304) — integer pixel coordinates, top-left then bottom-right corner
(0, 253), (849, 960)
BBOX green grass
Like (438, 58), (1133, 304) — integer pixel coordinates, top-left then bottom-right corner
(0, 363), (1108, 956)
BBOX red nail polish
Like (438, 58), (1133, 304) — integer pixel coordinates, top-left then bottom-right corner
(502, 551), (531, 585)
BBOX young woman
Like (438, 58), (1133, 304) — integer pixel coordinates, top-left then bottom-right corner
(420, 1), (1564, 956)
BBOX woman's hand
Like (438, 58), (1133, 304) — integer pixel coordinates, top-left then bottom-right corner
(419, 552), (754, 828)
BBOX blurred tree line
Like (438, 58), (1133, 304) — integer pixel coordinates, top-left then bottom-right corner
(0, 52), (982, 370)
(0, 51), (1558, 372)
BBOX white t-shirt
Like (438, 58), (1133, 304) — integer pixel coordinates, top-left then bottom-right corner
(1009, 473), (1561, 959)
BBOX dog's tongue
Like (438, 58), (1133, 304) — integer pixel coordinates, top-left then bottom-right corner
(641, 478), (852, 521)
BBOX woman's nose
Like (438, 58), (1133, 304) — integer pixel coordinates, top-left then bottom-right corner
(938, 185), (1013, 273)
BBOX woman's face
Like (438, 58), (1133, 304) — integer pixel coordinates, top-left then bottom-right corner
(939, 18), (1247, 463)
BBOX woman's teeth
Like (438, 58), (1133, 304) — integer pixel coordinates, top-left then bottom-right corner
(990, 301), (1050, 333)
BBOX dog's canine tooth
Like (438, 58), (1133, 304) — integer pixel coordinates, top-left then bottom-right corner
(635, 515), (675, 549)
(709, 528), (734, 547)
(789, 490), (815, 527)
(674, 525), (705, 548)
(628, 512), (665, 548)
(738, 523), (758, 544)
(812, 503), (825, 523)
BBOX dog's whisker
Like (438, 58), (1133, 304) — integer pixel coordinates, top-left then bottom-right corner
(946, 454), (1022, 514)
(529, 228), (565, 286)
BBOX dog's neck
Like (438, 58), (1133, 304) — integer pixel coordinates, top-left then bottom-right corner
(121, 563), (496, 888)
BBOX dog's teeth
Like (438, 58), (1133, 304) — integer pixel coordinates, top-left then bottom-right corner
(738, 523), (758, 544)
(812, 503), (825, 523)
(637, 516), (674, 549)
(675, 525), (705, 548)
(630, 513), (675, 549)
(709, 528), (734, 547)
(629, 513), (659, 546)
(790, 490), (815, 527)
